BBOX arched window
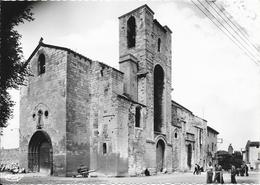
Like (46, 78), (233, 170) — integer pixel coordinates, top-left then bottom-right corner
(154, 65), (164, 132)
(38, 54), (45, 75)
(127, 16), (136, 48)
(135, 106), (141, 127)
(157, 38), (161, 52)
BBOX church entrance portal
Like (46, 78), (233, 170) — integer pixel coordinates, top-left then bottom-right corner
(28, 130), (53, 175)
(156, 139), (165, 172)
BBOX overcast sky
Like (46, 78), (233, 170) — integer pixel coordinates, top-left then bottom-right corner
(1, 0), (260, 152)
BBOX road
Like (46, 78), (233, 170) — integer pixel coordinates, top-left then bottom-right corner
(1, 171), (259, 184)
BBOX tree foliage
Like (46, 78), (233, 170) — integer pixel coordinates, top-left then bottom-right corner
(216, 150), (243, 170)
(231, 151), (243, 168)
(0, 2), (35, 127)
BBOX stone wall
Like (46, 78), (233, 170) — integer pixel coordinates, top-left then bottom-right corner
(119, 5), (173, 174)
(66, 53), (92, 176)
(249, 146), (260, 169)
(171, 101), (207, 171)
(87, 60), (127, 176)
(20, 46), (67, 176)
(206, 127), (218, 166)
(0, 148), (19, 165)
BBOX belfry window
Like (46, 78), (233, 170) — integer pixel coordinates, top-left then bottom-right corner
(38, 54), (45, 75)
(157, 38), (161, 52)
(135, 106), (141, 127)
(127, 16), (136, 48)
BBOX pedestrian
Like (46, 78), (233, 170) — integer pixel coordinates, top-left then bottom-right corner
(245, 164), (249, 176)
(219, 165), (224, 184)
(197, 164), (201, 175)
(206, 162), (214, 184)
(236, 168), (240, 176)
(213, 164), (219, 183)
(193, 164), (198, 175)
(144, 168), (150, 176)
(240, 164), (245, 176)
(214, 165), (224, 184)
(231, 165), (237, 184)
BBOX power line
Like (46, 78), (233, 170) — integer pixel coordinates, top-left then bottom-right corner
(206, 0), (260, 59)
(211, 1), (258, 46)
(197, 0), (259, 63)
(191, 0), (259, 65)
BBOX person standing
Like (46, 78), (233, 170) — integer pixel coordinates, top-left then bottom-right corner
(197, 164), (201, 175)
(231, 165), (237, 184)
(245, 164), (249, 176)
(206, 162), (214, 183)
(213, 164), (220, 183)
(219, 165), (224, 184)
(193, 164), (198, 175)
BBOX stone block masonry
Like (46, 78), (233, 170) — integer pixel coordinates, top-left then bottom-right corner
(18, 4), (216, 177)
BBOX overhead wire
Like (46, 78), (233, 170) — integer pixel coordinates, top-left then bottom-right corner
(190, 0), (259, 65)
(196, 0), (259, 64)
(205, 0), (260, 59)
(211, 1), (260, 53)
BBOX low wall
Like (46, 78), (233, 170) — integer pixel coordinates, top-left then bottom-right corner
(0, 148), (20, 165)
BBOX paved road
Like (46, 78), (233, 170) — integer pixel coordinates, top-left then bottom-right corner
(1, 171), (260, 184)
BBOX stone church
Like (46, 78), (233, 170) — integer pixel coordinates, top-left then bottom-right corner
(19, 5), (209, 176)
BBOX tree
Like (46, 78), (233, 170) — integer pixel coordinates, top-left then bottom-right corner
(0, 2), (35, 127)
(216, 150), (232, 170)
(216, 150), (244, 170)
(231, 151), (243, 168)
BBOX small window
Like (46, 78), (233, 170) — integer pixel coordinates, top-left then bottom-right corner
(212, 143), (214, 151)
(38, 54), (45, 75)
(127, 16), (136, 48)
(44, 110), (48, 117)
(103, 143), (107, 154)
(175, 132), (177, 138)
(135, 106), (141, 127)
(157, 38), (161, 52)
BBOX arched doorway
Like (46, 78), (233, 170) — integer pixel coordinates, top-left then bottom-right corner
(28, 130), (53, 175)
(187, 144), (192, 169)
(154, 65), (164, 133)
(156, 139), (165, 172)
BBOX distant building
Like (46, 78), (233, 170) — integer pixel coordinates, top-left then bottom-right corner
(206, 126), (219, 166)
(228, 144), (234, 155)
(244, 140), (260, 170)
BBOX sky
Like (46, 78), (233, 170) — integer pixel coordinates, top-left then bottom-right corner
(1, 0), (260, 152)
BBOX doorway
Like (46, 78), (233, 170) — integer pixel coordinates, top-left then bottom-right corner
(156, 139), (165, 172)
(28, 130), (53, 175)
(187, 144), (192, 169)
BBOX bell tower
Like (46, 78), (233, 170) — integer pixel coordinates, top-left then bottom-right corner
(119, 4), (172, 141)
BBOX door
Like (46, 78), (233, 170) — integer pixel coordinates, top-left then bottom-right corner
(39, 141), (51, 174)
(156, 139), (165, 172)
(187, 144), (192, 169)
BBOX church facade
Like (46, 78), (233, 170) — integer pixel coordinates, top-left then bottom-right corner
(19, 5), (210, 176)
